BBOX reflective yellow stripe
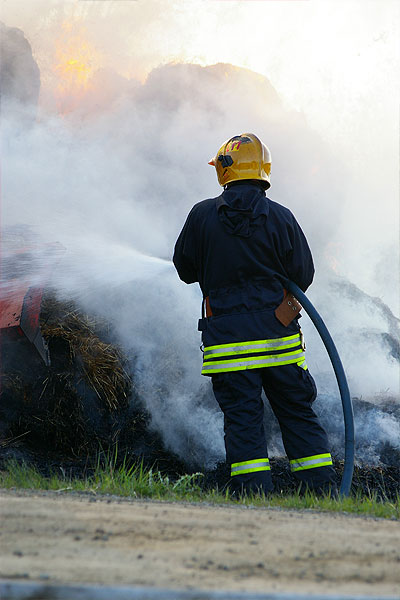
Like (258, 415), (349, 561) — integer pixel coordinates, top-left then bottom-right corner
(202, 335), (307, 374)
(202, 359), (307, 374)
(290, 453), (333, 472)
(231, 458), (270, 477)
(204, 334), (300, 352)
(204, 349), (304, 367)
(232, 458), (270, 467)
(204, 338), (301, 359)
(202, 351), (306, 374)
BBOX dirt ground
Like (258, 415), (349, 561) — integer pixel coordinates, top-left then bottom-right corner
(0, 490), (399, 598)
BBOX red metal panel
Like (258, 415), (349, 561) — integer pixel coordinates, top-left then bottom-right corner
(0, 282), (31, 329)
(0, 243), (63, 365)
(20, 287), (44, 342)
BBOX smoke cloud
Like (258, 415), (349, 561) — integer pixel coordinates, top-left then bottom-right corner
(1, 4), (399, 468)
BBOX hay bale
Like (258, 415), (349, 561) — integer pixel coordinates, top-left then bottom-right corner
(0, 292), (134, 455)
(40, 294), (131, 413)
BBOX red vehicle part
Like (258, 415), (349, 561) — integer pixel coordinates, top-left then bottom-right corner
(0, 243), (64, 366)
(0, 282), (49, 365)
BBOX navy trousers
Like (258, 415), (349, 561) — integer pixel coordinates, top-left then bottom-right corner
(212, 364), (336, 494)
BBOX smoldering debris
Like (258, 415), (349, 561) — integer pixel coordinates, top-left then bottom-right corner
(330, 278), (400, 362)
(0, 291), (159, 460)
(41, 296), (130, 413)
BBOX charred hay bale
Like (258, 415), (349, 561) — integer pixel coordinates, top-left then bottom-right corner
(40, 295), (131, 413)
(0, 293), (134, 456)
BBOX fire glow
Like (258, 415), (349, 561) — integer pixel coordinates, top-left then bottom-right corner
(54, 22), (100, 114)
(324, 242), (343, 275)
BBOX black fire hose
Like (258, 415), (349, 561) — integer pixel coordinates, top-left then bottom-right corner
(286, 281), (355, 497)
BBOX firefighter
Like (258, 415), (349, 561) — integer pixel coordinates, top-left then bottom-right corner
(173, 133), (337, 497)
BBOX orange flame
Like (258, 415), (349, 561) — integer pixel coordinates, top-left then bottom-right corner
(54, 22), (100, 114)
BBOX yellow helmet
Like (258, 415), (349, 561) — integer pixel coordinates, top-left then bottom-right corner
(208, 133), (271, 189)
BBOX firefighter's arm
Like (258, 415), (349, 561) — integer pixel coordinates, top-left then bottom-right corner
(173, 210), (198, 284)
(283, 217), (315, 292)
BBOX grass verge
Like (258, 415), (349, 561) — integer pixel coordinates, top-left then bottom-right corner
(0, 458), (399, 520)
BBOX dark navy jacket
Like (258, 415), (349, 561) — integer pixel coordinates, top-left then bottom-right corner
(173, 182), (314, 348)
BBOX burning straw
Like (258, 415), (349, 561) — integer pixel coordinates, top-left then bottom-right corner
(40, 295), (131, 412)
(0, 292), (133, 456)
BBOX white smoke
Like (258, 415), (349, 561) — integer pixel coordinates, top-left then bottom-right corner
(1, 3), (399, 467)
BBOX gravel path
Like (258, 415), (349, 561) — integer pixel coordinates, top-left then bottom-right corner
(0, 490), (399, 598)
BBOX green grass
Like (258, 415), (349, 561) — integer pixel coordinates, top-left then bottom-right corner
(0, 458), (399, 520)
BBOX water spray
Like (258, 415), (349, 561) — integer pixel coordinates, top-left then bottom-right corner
(286, 281), (355, 497)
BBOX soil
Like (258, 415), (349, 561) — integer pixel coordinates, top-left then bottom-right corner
(1, 490), (399, 597)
